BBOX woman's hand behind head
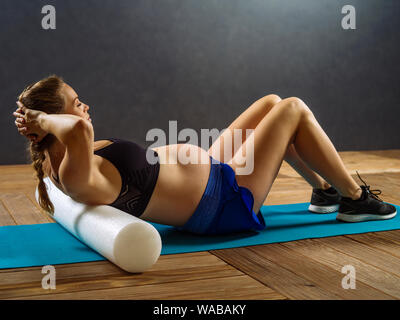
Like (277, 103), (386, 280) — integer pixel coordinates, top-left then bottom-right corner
(13, 101), (48, 143)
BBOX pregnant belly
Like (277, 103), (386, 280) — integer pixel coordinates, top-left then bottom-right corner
(140, 144), (212, 226)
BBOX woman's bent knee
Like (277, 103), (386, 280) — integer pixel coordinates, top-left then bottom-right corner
(254, 94), (282, 114)
(264, 94), (281, 103)
(263, 94), (281, 108)
(281, 97), (313, 116)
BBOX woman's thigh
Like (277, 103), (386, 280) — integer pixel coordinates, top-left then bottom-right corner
(207, 94), (281, 163)
(229, 97), (309, 213)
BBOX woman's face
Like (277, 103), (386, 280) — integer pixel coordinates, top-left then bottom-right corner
(61, 83), (91, 122)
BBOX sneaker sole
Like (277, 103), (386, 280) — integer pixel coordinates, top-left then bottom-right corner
(336, 209), (397, 222)
(308, 204), (339, 214)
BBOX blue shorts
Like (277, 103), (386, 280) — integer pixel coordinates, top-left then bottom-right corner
(176, 155), (266, 235)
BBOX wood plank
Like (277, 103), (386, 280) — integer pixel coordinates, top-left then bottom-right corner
(0, 252), (246, 299)
(266, 190), (310, 205)
(0, 164), (35, 179)
(365, 149), (400, 160)
(383, 172), (400, 189)
(0, 199), (16, 226)
(7, 275), (285, 300)
(345, 231), (400, 259)
(279, 149), (400, 178)
(316, 235), (400, 277)
(250, 243), (394, 299)
(0, 265), (241, 299)
(373, 230), (400, 244)
(0, 252), (227, 282)
(0, 192), (49, 225)
(23, 189), (55, 223)
(282, 238), (400, 298)
(211, 247), (339, 299)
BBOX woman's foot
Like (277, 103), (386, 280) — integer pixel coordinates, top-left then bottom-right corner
(336, 175), (397, 222)
(308, 186), (341, 214)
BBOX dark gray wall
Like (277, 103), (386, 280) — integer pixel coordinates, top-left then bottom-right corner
(1, 0), (399, 165)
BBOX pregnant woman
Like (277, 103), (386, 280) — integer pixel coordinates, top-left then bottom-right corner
(13, 75), (396, 235)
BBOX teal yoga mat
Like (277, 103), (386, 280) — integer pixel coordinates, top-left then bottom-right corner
(1, 202), (399, 269)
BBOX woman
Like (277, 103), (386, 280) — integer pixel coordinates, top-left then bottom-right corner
(13, 75), (396, 235)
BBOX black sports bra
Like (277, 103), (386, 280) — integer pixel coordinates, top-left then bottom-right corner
(53, 138), (160, 217)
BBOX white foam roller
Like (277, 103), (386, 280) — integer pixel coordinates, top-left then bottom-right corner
(35, 177), (162, 273)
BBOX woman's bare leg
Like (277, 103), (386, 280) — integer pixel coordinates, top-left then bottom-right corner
(229, 97), (362, 214)
(284, 143), (331, 190)
(208, 94), (331, 190)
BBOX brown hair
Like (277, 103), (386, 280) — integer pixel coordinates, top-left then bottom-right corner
(17, 74), (66, 216)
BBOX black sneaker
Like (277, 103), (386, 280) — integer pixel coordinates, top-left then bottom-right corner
(308, 186), (341, 213)
(336, 171), (397, 223)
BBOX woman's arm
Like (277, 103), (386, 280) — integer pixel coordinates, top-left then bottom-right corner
(14, 102), (88, 146)
(14, 103), (96, 201)
(39, 113), (89, 145)
(37, 113), (97, 200)
(42, 114), (96, 200)
(57, 119), (96, 200)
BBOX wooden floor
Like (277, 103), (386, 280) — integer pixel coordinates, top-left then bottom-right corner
(0, 149), (399, 300)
